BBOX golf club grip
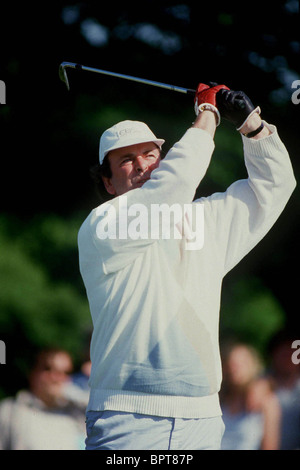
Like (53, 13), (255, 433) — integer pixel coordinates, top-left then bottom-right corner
(182, 89), (246, 113)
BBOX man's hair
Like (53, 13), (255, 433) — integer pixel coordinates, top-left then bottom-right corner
(90, 146), (164, 203)
(90, 155), (114, 203)
(33, 348), (72, 369)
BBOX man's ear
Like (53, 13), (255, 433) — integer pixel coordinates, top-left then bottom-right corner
(101, 176), (116, 195)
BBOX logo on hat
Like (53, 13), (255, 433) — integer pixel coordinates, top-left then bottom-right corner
(99, 120), (165, 165)
(118, 127), (141, 137)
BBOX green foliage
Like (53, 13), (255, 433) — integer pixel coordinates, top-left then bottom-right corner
(0, 214), (91, 397)
(220, 277), (285, 358)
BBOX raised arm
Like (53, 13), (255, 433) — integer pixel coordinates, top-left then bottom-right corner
(196, 85), (296, 275)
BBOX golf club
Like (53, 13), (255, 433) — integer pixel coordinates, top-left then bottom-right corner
(59, 62), (246, 112)
(59, 61), (196, 95)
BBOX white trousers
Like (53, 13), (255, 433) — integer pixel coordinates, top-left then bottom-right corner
(85, 410), (225, 450)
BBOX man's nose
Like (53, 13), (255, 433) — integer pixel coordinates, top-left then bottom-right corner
(135, 155), (148, 172)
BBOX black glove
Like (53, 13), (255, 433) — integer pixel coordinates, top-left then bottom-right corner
(216, 89), (256, 129)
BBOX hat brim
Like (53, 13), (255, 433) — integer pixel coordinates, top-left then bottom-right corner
(100, 137), (165, 164)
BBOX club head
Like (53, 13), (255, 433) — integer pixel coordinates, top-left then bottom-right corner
(59, 62), (71, 91)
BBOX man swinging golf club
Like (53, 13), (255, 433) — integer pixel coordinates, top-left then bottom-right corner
(78, 82), (296, 450)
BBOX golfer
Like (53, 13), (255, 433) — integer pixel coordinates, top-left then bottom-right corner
(78, 83), (296, 450)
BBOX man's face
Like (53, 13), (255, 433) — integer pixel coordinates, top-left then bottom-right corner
(30, 351), (73, 407)
(102, 141), (161, 196)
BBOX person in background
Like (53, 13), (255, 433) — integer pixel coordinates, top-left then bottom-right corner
(64, 334), (92, 410)
(220, 342), (281, 450)
(0, 348), (86, 450)
(70, 330), (92, 393)
(266, 330), (300, 450)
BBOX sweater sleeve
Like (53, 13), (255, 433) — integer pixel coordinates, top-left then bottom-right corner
(81, 128), (215, 274)
(197, 122), (296, 276)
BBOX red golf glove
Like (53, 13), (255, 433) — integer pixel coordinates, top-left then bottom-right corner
(194, 83), (230, 125)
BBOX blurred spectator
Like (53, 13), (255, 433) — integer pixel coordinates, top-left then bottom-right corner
(72, 360), (91, 390)
(0, 348), (86, 450)
(63, 331), (91, 408)
(266, 330), (300, 450)
(63, 359), (91, 408)
(71, 330), (91, 393)
(220, 342), (281, 450)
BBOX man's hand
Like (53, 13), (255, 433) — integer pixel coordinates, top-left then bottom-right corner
(216, 87), (271, 138)
(216, 88), (258, 129)
(194, 83), (229, 117)
(194, 83), (229, 126)
(194, 83), (230, 109)
(193, 82), (270, 139)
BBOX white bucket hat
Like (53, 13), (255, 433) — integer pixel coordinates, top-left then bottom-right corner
(99, 120), (165, 164)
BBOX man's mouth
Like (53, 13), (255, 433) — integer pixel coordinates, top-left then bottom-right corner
(135, 177), (150, 187)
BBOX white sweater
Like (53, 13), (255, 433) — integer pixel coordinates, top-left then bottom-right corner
(78, 124), (296, 418)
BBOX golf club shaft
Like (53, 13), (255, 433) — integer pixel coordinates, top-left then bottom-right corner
(59, 61), (196, 94)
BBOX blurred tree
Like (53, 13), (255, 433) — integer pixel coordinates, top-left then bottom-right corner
(0, 214), (91, 398)
(220, 276), (286, 357)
